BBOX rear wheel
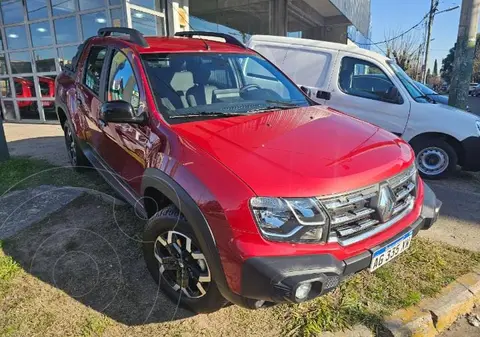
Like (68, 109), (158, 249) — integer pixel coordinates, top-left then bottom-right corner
(63, 122), (89, 170)
(143, 205), (227, 313)
(411, 138), (458, 179)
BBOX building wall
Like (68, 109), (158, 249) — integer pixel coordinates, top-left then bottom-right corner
(0, 0), (370, 123)
(329, 0), (371, 37)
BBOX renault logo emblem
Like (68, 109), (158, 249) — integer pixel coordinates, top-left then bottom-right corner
(375, 184), (396, 222)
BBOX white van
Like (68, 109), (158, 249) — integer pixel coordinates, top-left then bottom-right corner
(247, 35), (480, 179)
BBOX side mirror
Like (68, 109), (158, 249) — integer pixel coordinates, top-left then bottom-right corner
(386, 87), (403, 104)
(300, 86), (310, 95)
(100, 100), (145, 125)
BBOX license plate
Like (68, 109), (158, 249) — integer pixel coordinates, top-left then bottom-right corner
(370, 231), (412, 272)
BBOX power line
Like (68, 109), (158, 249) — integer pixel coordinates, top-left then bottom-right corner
(361, 5), (459, 47)
(360, 13), (430, 46)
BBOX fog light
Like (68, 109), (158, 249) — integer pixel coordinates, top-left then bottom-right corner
(295, 283), (312, 301)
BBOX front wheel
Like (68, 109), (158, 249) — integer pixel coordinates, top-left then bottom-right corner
(143, 205), (227, 313)
(411, 138), (458, 179)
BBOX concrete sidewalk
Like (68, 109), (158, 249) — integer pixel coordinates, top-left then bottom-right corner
(4, 122), (68, 166)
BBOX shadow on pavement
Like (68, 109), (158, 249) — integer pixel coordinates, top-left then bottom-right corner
(427, 170), (480, 224)
(6, 136), (68, 166)
(2, 193), (194, 325)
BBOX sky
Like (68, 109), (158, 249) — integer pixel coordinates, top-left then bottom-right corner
(190, 0), (464, 72)
(370, 0), (463, 71)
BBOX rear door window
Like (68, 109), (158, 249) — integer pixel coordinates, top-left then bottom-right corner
(83, 46), (107, 95)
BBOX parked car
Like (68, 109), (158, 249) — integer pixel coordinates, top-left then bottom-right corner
(247, 35), (480, 179)
(414, 81), (471, 112)
(13, 76), (55, 109)
(55, 28), (441, 313)
(472, 84), (480, 97)
(414, 81), (448, 105)
(469, 83), (478, 95)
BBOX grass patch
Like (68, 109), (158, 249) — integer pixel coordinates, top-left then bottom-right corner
(0, 240), (20, 285)
(0, 157), (109, 195)
(0, 255), (20, 282)
(80, 315), (110, 337)
(282, 238), (480, 336)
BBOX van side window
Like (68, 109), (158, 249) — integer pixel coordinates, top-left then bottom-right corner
(83, 46), (107, 95)
(338, 57), (403, 104)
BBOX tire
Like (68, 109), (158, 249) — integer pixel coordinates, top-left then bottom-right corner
(143, 204), (227, 313)
(411, 138), (458, 180)
(63, 122), (89, 171)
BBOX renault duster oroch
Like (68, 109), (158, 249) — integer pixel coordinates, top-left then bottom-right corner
(55, 28), (441, 313)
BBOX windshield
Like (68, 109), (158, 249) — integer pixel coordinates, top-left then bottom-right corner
(142, 53), (310, 121)
(387, 61), (429, 103)
(414, 81), (437, 95)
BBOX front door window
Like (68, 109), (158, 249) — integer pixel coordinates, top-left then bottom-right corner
(107, 51), (140, 110)
(338, 57), (403, 104)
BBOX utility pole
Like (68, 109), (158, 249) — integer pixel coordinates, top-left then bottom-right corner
(422, 0), (439, 83)
(449, 0), (480, 109)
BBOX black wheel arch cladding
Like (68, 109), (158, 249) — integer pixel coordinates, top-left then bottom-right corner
(140, 168), (245, 306)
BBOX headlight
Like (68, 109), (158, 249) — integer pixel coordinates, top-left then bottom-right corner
(250, 197), (327, 243)
(476, 121), (480, 135)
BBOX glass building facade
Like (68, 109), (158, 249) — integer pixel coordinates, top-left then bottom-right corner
(0, 0), (370, 123)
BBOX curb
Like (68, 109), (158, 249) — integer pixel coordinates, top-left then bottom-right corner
(382, 266), (480, 336)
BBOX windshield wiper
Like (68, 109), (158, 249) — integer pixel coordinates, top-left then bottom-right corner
(246, 100), (300, 113)
(265, 100), (300, 108)
(169, 111), (245, 119)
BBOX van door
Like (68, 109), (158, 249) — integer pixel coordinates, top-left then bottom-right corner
(325, 52), (411, 135)
(248, 41), (335, 101)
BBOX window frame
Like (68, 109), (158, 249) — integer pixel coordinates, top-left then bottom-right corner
(82, 45), (108, 97)
(106, 48), (142, 114)
(338, 56), (404, 105)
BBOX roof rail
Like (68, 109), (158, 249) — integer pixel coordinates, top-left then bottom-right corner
(174, 31), (246, 49)
(97, 27), (149, 48)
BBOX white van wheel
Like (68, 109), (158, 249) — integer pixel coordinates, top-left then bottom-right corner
(412, 139), (457, 180)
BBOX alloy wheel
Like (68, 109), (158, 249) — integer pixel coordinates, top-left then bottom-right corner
(65, 126), (77, 166)
(154, 230), (211, 299)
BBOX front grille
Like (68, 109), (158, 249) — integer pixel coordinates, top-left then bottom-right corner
(319, 166), (417, 245)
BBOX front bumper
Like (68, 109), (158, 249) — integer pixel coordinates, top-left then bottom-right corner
(240, 184), (441, 305)
(461, 136), (480, 171)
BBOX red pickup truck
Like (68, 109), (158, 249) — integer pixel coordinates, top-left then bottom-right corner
(55, 28), (441, 313)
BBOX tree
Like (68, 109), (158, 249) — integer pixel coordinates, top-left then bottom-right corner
(433, 59), (438, 76)
(441, 44), (456, 84)
(384, 30), (421, 72)
(472, 33), (480, 82)
(442, 33), (480, 83)
(427, 68), (431, 78)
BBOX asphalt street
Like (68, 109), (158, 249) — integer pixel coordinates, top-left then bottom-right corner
(418, 96), (480, 252)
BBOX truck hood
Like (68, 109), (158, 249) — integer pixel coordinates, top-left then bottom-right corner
(172, 106), (414, 197)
